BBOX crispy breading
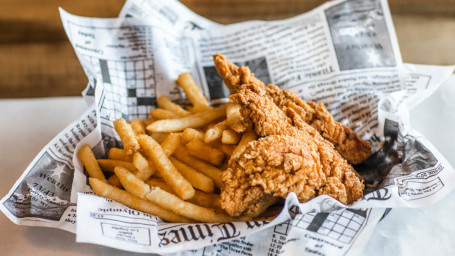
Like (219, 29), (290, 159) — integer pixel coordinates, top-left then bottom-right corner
(213, 53), (371, 164)
(222, 88), (364, 217)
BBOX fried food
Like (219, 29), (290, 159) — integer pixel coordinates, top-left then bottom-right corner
(157, 95), (190, 117)
(226, 101), (247, 132)
(108, 148), (132, 162)
(107, 174), (122, 188)
(204, 120), (227, 143)
(181, 128), (204, 143)
(89, 178), (192, 223)
(83, 55), (369, 222)
(137, 134), (195, 200)
(78, 145), (107, 183)
(177, 73), (211, 112)
(115, 166), (151, 199)
(113, 118), (140, 155)
(188, 191), (222, 209)
(185, 139), (225, 166)
(169, 157), (215, 193)
(97, 159), (137, 173)
(159, 133), (181, 156)
(145, 186), (236, 223)
(221, 129), (241, 144)
(221, 86), (364, 217)
(150, 108), (180, 120)
(133, 151), (156, 180)
(213, 53), (371, 164)
(129, 118), (146, 135)
(146, 106), (226, 132)
(230, 131), (258, 160)
(173, 146), (223, 188)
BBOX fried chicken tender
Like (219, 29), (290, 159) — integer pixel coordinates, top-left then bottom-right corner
(213, 53), (371, 164)
(221, 87), (364, 217)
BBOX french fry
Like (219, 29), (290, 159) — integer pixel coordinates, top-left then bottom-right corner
(153, 170), (162, 178)
(135, 167), (155, 181)
(159, 133), (181, 156)
(144, 118), (155, 127)
(89, 178), (192, 223)
(157, 95), (190, 117)
(209, 140), (235, 156)
(185, 139), (225, 166)
(129, 118), (146, 135)
(173, 146), (222, 188)
(141, 132), (180, 178)
(133, 151), (150, 172)
(181, 128), (204, 144)
(146, 178), (220, 209)
(226, 101), (247, 132)
(150, 108), (180, 120)
(169, 156), (215, 193)
(114, 166), (150, 199)
(133, 152), (155, 180)
(150, 132), (169, 144)
(77, 145), (107, 183)
(185, 105), (193, 112)
(231, 131), (258, 159)
(97, 159), (137, 173)
(137, 135), (195, 200)
(113, 118), (139, 155)
(107, 174), (123, 188)
(113, 167), (229, 222)
(201, 121), (218, 133)
(188, 191), (221, 209)
(108, 148), (132, 162)
(177, 73), (210, 112)
(146, 106), (226, 133)
(220, 144), (235, 156)
(204, 120), (227, 143)
(146, 178), (174, 194)
(221, 129), (241, 144)
(145, 187), (234, 223)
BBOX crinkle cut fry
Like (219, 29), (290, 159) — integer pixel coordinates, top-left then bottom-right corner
(213, 53), (371, 164)
(221, 88), (364, 217)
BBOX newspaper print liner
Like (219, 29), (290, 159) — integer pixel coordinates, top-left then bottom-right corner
(1, 0), (455, 255)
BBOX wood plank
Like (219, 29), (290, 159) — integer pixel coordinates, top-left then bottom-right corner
(1, 0), (454, 98)
(1, 0), (453, 23)
(0, 42), (86, 98)
(0, 0), (125, 22)
(394, 16), (455, 65)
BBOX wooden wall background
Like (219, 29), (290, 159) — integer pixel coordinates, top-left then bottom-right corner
(1, 0), (454, 98)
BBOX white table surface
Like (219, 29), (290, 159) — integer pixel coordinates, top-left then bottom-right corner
(1, 75), (455, 255)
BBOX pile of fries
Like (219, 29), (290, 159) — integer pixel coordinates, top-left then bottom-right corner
(78, 73), (256, 223)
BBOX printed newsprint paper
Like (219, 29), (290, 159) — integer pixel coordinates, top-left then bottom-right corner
(1, 0), (454, 255)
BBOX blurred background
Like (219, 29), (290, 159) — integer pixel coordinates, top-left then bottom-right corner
(0, 0), (454, 98)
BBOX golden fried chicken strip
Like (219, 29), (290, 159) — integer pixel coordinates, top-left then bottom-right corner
(213, 53), (266, 93)
(213, 53), (371, 164)
(265, 84), (371, 164)
(221, 88), (364, 217)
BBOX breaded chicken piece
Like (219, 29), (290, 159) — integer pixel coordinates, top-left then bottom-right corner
(213, 53), (371, 164)
(221, 88), (364, 217)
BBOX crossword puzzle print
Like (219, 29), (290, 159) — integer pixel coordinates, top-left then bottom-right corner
(274, 208), (367, 244)
(87, 55), (156, 122)
(67, 22), (159, 125)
